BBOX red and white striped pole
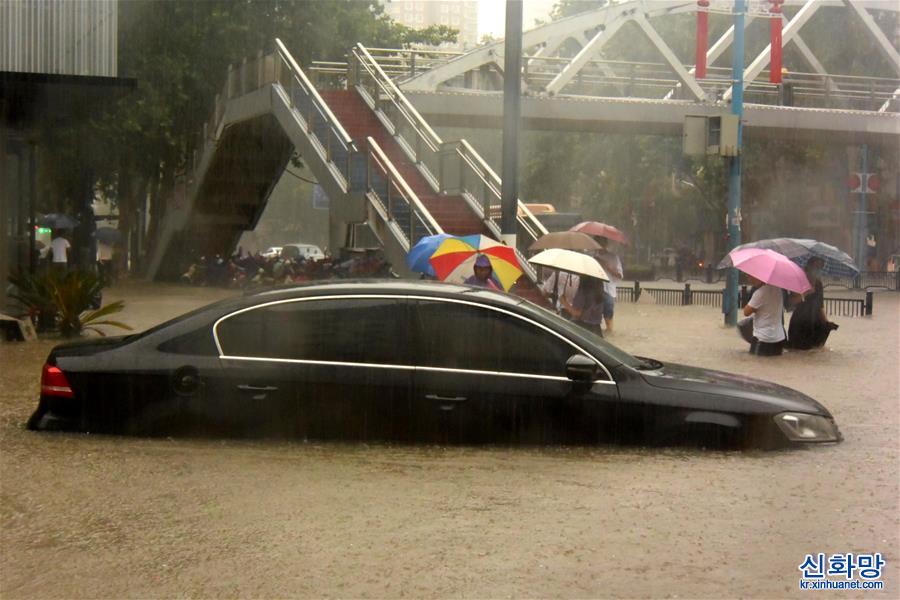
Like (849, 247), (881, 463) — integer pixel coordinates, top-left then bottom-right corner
(696, 0), (710, 79)
(769, 0), (784, 83)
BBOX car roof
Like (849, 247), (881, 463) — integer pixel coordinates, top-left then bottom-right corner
(245, 279), (525, 309)
(137, 280), (529, 342)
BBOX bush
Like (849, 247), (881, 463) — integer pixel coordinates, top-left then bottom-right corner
(7, 270), (132, 338)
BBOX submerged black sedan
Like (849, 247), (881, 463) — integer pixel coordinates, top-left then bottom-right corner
(28, 280), (841, 449)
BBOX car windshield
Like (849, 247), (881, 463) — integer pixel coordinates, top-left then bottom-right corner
(520, 299), (646, 369)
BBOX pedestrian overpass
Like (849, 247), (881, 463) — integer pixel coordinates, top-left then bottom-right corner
(147, 0), (899, 288)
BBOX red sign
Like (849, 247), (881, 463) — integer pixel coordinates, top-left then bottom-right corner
(848, 172), (878, 194)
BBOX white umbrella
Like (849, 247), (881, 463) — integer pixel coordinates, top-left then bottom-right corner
(530, 249), (609, 309)
(529, 248), (610, 281)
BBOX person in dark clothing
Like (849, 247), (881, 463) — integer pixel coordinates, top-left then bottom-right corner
(786, 257), (838, 350)
(562, 276), (605, 337)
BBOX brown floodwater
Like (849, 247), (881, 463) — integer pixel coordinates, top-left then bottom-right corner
(1, 282), (897, 598)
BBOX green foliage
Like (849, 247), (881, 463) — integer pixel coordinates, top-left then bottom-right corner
(7, 271), (132, 338)
(7, 271), (56, 319)
(43, 0), (457, 272)
(522, 0), (899, 262)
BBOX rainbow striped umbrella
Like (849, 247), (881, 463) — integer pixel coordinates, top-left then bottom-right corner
(429, 235), (523, 291)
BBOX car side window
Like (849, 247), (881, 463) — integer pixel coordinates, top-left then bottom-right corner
(412, 300), (578, 377)
(217, 298), (408, 364)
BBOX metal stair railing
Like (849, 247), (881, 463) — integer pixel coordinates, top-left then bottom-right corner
(351, 43), (446, 190)
(364, 137), (443, 251)
(449, 139), (547, 244)
(349, 44), (548, 261)
(273, 39), (357, 187)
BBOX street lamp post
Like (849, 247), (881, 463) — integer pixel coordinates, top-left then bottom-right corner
(500, 0), (523, 249)
(724, 0), (745, 326)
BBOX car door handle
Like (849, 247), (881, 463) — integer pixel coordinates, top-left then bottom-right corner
(237, 384), (278, 392)
(425, 394), (467, 402)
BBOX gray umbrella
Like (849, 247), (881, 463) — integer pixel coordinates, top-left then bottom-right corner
(38, 213), (80, 229)
(529, 231), (602, 252)
(94, 226), (123, 245)
(717, 238), (858, 278)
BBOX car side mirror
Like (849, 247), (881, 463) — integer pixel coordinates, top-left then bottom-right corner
(566, 354), (598, 382)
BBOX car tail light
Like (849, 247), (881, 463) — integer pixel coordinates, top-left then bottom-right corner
(41, 364), (74, 398)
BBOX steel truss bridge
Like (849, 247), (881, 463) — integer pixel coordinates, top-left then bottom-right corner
(310, 0), (899, 140)
(148, 0), (898, 287)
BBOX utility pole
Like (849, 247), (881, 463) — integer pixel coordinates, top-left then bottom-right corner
(724, 0), (745, 326)
(500, 0), (523, 249)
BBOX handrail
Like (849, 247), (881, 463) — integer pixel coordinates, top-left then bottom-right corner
(352, 44), (548, 249)
(367, 46), (464, 57)
(353, 44), (444, 149)
(366, 136), (443, 242)
(453, 140), (548, 241)
(274, 38), (355, 149)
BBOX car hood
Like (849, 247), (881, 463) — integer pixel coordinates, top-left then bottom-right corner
(639, 361), (832, 416)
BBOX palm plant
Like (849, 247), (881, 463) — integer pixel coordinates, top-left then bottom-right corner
(49, 270), (132, 337)
(7, 270), (132, 337)
(7, 270), (57, 331)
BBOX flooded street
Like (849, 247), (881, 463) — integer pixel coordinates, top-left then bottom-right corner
(2, 282), (898, 598)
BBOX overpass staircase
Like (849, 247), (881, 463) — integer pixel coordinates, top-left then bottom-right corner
(147, 40), (548, 304)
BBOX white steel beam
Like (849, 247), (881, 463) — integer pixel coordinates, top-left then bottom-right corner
(843, 0), (900, 77)
(534, 31), (626, 95)
(790, 30), (840, 92)
(880, 87), (900, 112)
(544, 17), (629, 95)
(723, 0), (822, 101)
(401, 0), (695, 91)
(633, 13), (708, 101)
(663, 17), (756, 100)
(401, 0), (898, 93)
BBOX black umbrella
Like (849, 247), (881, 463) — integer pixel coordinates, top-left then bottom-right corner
(717, 238), (858, 278)
(38, 213), (80, 229)
(94, 226), (123, 244)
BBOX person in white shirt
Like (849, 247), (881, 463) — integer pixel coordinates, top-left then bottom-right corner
(97, 241), (114, 281)
(742, 278), (786, 356)
(49, 231), (71, 273)
(541, 270), (579, 312)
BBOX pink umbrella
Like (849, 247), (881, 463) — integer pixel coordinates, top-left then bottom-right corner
(727, 248), (812, 294)
(569, 221), (630, 245)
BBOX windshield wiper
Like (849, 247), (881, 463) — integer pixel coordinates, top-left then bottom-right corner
(634, 356), (664, 371)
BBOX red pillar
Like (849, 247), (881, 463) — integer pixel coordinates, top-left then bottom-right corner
(696, 0), (710, 79)
(769, 0), (784, 83)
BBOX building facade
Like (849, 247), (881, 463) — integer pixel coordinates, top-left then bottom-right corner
(1, 0), (117, 76)
(2, 0), (129, 313)
(382, 1), (479, 49)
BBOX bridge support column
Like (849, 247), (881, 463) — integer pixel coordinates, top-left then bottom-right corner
(500, 0), (523, 249)
(724, 0), (745, 327)
(329, 192), (367, 257)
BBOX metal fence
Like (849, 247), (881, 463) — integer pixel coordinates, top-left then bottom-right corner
(617, 286), (639, 303)
(822, 271), (900, 291)
(823, 297), (869, 318)
(632, 269), (899, 292)
(643, 287), (690, 306)
(616, 281), (873, 317)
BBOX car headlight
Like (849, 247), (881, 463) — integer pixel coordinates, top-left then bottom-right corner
(774, 412), (841, 443)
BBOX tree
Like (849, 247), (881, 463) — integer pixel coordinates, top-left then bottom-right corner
(41, 0), (457, 273)
(518, 0), (899, 264)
